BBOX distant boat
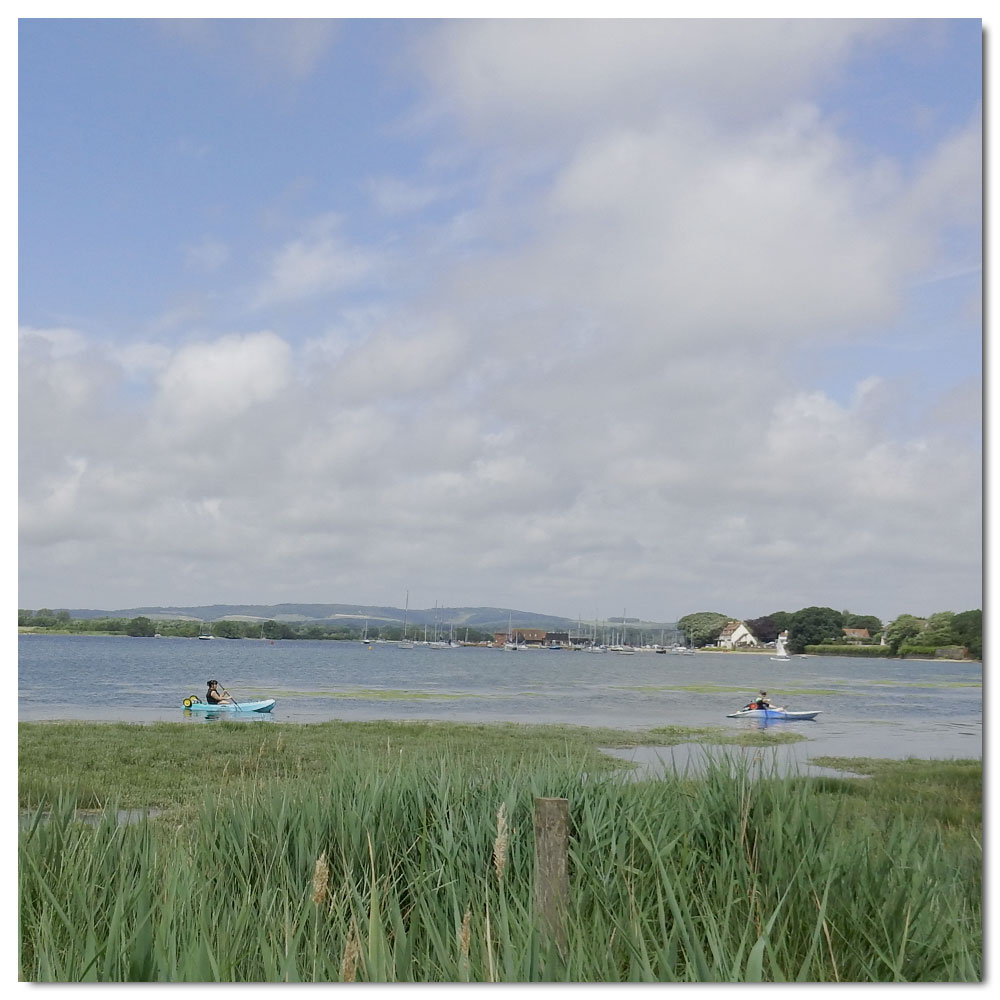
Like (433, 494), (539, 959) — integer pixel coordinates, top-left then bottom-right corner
(503, 612), (522, 650)
(428, 603), (453, 648)
(611, 609), (636, 653)
(399, 591), (414, 649)
(771, 634), (791, 661)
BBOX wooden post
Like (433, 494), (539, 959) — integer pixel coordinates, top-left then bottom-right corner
(533, 796), (569, 954)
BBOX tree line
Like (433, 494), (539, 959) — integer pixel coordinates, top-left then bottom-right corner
(17, 610), (497, 644)
(19, 607), (982, 657)
(677, 607), (982, 659)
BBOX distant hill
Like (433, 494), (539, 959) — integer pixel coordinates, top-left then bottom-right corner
(61, 603), (678, 633)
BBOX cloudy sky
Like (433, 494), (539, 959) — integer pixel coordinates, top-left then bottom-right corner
(18, 17), (982, 624)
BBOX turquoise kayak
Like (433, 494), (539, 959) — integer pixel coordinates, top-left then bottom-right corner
(183, 697), (275, 713)
(726, 707), (820, 721)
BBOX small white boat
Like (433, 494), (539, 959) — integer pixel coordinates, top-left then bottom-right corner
(770, 634), (791, 661)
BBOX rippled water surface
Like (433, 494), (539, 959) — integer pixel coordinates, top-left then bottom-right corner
(19, 635), (981, 761)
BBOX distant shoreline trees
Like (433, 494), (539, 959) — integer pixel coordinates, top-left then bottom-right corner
(678, 605), (981, 659)
(16, 610), (496, 644)
(19, 605), (982, 659)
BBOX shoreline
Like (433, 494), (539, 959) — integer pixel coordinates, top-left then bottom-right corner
(16, 630), (979, 661)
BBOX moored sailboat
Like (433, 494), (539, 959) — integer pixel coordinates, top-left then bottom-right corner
(398, 591), (414, 648)
(771, 632), (791, 661)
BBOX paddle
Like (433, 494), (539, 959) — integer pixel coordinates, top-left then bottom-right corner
(221, 686), (240, 708)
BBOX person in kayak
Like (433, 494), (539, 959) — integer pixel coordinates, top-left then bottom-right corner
(206, 679), (233, 705)
(747, 691), (772, 710)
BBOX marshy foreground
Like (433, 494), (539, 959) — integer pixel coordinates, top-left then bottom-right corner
(18, 720), (982, 982)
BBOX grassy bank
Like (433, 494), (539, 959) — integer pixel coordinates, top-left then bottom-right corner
(18, 720), (805, 817)
(19, 722), (981, 983)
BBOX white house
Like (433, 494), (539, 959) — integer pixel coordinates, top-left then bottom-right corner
(717, 620), (760, 649)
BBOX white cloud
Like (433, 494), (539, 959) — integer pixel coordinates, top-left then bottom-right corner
(18, 21), (981, 621)
(153, 331), (292, 437)
(253, 218), (382, 308)
(19, 325), (87, 359)
(416, 19), (886, 142)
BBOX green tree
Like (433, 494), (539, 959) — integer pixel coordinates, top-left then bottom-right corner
(787, 607), (845, 653)
(950, 609), (982, 658)
(917, 611), (956, 648)
(677, 612), (730, 647)
(261, 621), (292, 640)
(745, 616), (779, 643)
(843, 613), (883, 635)
(94, 618), (127, 633)
(770, 611), (793, 634)
(883, 614), (924, 655)
(126, 616), (156, 637)
(213, 620), (247, 639)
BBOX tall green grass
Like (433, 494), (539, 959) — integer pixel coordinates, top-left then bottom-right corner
(19, 749), (980, 982)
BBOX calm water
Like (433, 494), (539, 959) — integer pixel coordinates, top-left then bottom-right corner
(18, 635), (982, 763)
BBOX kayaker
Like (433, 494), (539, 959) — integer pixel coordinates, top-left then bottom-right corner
(206, 679), (233, 705)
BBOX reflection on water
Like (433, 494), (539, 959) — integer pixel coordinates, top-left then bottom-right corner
(19, 808), (163, 829)
(182, 709), (274, 723)
(736, 716), (819, 730)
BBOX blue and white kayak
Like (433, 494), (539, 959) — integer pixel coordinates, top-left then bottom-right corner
(727, 707), (820, 721)
(183, 697), (276, 713)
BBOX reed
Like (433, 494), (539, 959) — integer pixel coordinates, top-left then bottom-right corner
(17, 720), (806, 818)
(19, 748), (980, 983)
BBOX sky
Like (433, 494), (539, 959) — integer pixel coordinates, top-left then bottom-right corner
(17, 16), (983, 625)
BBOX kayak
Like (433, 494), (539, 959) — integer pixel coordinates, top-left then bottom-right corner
(727, 707), (820, 721)
(183, 697), (276, 713)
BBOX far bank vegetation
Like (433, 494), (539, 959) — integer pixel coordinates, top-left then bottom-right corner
(677, 608), (981, 660)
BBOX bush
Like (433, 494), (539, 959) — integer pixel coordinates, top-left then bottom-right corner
(803, 645), (892, 657)
(901, 645), (952, 659)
